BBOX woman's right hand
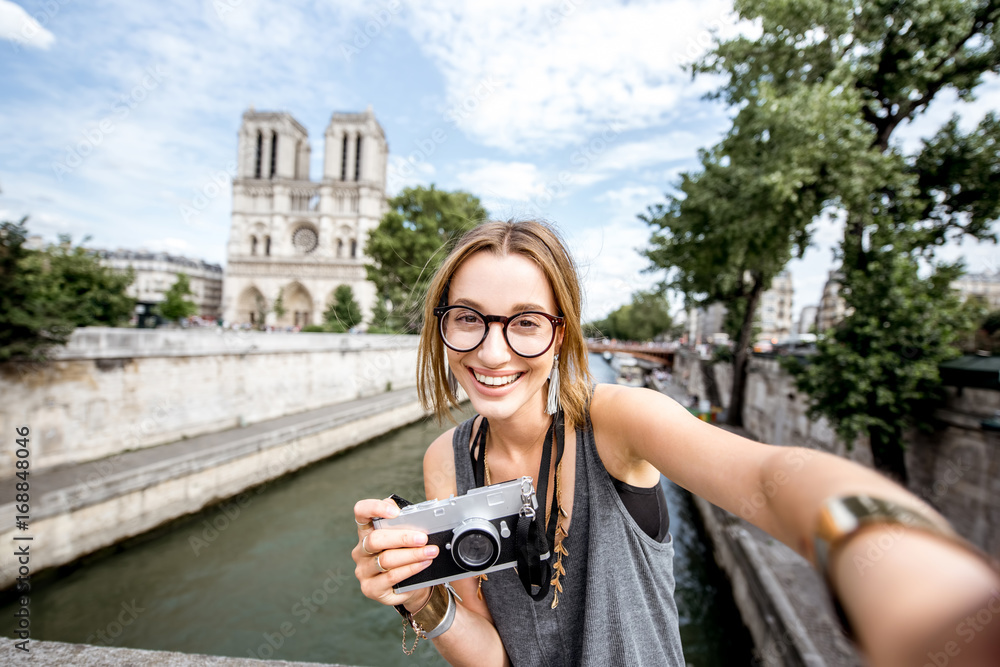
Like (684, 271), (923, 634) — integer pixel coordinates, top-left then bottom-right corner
(351, 497), (439, 611)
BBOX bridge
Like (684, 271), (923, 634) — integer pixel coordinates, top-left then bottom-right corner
(587, 341), (676, 367)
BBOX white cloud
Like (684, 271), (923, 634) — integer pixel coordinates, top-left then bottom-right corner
(0, 0), (55, 50)
(452, 159), (549, 214)
(596, 185), (663, 215)
(405, 0), (743, 153)
(569, 218), (661, 321)
(386, 154), (436, 196)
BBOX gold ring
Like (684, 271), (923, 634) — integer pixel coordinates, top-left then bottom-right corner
(362, 535), (375, 556)
(376, 554), (388, 573)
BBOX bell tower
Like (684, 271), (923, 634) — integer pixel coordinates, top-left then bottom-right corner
(222, 107), (388, 329)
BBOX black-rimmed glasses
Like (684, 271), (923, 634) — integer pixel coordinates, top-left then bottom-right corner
(433, 305), (564, 358)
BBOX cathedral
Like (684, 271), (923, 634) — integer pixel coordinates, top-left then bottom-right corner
(221, 107), (388, 328)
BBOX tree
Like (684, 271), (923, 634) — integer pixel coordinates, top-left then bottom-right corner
(1, 217), (134, 362)
(156, 273), (198, 322)
(365, 185), (487, 334)
(323, 284), (363, 333)
(643, 77), (874, 427)
(694, 0), (1000, 478)
(588, 291), (674, 342)
(788, 233), (976, 483)
(272, 288), (286, 321)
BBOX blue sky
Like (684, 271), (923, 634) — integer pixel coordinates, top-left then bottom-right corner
(2, 0), (999, 322)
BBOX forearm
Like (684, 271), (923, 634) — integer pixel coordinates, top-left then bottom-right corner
(428, 601), (511, 667)
(751, 446), (944, 562)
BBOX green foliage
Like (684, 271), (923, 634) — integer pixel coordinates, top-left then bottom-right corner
(1, 218), (134, 362)
(696, 0), (1000, 472)
(788, 240), (974, 481)
(323, 284), (363, 333)
(272, 288), (286, 320)
(588, 291), (673, 342)
(365, 185), (487, 334)
(156, 273), (198, 322)
(301, 324), (327, 333)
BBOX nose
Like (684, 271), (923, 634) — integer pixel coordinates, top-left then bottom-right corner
(478, 321), (512, 366)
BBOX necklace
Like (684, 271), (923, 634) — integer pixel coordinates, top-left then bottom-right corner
(476, 413), (569, 609)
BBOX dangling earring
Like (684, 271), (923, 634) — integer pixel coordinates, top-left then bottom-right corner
(546, 354), (561, 415)
(447, 369), (459, 396)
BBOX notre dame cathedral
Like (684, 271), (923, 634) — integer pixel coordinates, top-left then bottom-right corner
(221, 106), (388, 328)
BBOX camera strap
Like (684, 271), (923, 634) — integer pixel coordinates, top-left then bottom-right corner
(471, 410), (565, 602)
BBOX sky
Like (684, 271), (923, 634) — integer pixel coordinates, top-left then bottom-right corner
(2, 0), (999, 323)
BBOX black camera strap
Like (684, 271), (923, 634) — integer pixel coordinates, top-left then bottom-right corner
(470, 410), (565, 602)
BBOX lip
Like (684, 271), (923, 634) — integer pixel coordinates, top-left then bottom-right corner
(466, 367), (525, 395)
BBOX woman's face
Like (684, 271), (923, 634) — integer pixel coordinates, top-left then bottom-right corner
(443, 250), (563, 423)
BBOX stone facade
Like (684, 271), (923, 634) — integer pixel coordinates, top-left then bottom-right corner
(222, 107), (389, 328)
(816, 270), (847, 332)
(0, 327), (419, 474)
(674, 351), (1000, 555)
(97, 249), (223, 321)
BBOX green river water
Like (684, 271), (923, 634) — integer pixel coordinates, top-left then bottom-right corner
(1, 354), (754, 665)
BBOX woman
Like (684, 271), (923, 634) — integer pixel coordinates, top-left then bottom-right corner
(353, 220), (999, 666)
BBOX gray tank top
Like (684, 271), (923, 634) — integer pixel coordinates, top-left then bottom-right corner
(452, 412), (686, 666)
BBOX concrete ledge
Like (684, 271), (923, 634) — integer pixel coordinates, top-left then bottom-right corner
(0, 638), (356, 666)
(0, 389), (429, 590)
(52, 327), (418, 360)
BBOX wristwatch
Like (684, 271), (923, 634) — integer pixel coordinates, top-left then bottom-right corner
(813, 494), (956, 575)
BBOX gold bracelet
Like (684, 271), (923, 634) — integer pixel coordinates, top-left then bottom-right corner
(411, 584), (452, 636)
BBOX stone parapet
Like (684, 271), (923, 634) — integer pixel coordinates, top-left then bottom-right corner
(0, 637), (357, 666)
(0, 328), (420, 474)
(0, 389), (427, 591)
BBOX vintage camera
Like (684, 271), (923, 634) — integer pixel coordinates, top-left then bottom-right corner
(373, 476), (540, 594)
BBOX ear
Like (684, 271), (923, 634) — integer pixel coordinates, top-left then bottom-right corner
(554, 327), (565, 357)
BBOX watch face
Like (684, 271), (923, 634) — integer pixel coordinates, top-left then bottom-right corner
(293, 227), (318, 253)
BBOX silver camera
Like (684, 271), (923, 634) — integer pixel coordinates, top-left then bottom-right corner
(373, 476), (540, 593)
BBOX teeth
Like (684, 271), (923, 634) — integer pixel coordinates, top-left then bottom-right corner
(474, 371), (522, 387)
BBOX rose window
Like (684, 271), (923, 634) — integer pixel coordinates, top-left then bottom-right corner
(292, 227), (318, 253)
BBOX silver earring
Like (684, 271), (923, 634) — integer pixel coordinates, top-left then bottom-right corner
(546, 355), (561, 415)
(448, 369), (459, 395)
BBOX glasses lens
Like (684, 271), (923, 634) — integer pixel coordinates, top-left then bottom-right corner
(506, 313), (555, 357)
(440, 308), (486, 351)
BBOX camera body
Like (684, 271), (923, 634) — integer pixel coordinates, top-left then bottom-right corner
(373, 476), (539, 594)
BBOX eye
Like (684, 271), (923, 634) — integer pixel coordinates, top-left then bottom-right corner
(511, 314), (543, 329)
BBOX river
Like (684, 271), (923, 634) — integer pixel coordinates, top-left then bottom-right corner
(1, 353), (753, 666)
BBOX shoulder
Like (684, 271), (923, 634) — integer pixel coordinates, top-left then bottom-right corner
(589, 383), (695, 468)
(423, 427), (458, 501)
(590, 383), (689, 431)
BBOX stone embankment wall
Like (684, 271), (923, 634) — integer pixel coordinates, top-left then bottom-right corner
(0, 327), (420, 474)
(675, 351), (1000, 555)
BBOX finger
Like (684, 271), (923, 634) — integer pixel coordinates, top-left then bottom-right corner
(372, 545), (439, 574)
(353, 498), (400, 535)
(373, 560), (436, 605)
(364, 528), (428, 554)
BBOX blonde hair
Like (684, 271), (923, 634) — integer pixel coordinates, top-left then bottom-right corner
(417, 219), (593, 426)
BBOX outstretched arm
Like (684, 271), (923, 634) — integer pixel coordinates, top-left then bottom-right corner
(592, 384), (1000, 666)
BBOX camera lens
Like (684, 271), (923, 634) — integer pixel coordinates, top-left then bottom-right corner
(456, 533), (494, 567)
(450, 519), (501, 572)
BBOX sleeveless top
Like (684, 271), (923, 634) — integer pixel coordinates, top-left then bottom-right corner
(452, 412), (686, 666)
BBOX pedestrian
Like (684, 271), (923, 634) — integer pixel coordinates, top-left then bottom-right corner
(353, 219), (999, 666)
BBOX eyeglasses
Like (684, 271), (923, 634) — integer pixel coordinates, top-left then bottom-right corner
(433, 305), (564, 358)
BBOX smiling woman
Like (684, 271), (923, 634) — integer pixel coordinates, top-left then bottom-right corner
(352, 219), (1000, 667)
